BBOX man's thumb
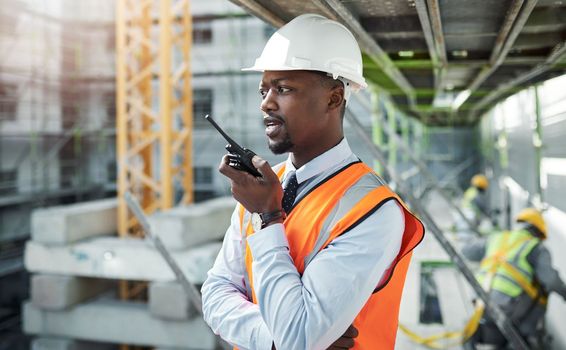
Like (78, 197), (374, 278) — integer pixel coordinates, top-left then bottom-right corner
(252, 155), (272, 178)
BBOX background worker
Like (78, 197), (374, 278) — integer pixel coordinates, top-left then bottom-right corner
(463, 208), (566, 349)
(462, 174), (489, 226)
(201, 14), (424, 350)
(454, 174), (490, 236)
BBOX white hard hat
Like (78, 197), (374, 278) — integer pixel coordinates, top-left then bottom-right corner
(243, 13), (367, 100)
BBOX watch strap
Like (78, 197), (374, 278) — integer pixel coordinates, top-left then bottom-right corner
(259, 210), (286, 228)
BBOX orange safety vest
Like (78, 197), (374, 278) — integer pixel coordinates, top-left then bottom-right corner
(238, 161), (425, 349)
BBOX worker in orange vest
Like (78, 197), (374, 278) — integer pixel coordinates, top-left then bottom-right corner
(201, 14), (424, 350)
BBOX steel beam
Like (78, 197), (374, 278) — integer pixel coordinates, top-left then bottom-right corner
(471, 40), (566, 116)
(426, 0), (447, 65)
(361, 15), (422, 33)
(459, 0), (538, 112)
(491, 0), (529, 67)
(414, 0), (440, 74)
(312, 0), (416, 108)
(227, 0), (285, 27)
(514, 32), (564, 50)
(523, 7), (566, 33)
(414, 0), (447, 111)
(392, 57), (547, 69)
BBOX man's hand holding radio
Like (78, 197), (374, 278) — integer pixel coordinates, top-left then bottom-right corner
(219, 155), (283, 218)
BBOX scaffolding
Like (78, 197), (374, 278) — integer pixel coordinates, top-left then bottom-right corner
(115, 0), (193, 237)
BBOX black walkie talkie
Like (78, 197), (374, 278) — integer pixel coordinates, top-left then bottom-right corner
(205, 115), (262, 177)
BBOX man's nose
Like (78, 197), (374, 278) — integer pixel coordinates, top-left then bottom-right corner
(260, 90), (277, 113)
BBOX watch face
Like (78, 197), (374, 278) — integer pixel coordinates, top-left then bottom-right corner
(251, 212), (262, 232)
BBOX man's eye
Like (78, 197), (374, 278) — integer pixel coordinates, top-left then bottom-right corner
(277, 87), (291, 94)
(259, 89), (267, 98)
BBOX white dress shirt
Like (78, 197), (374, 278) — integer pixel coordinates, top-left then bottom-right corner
(201, 138), (404, 350)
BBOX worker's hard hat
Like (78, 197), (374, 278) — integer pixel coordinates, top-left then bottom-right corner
(516, 208), (547, 239)
(243, 13), (367, 100)
(471, 174), (489, 190)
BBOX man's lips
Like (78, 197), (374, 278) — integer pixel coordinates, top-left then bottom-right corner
(263, 115), (284, 138)
(263, 115), (284, 127)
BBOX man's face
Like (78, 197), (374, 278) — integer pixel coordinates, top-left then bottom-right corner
(259, 70), (333, 155)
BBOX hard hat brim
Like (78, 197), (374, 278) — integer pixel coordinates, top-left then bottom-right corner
(241, 65), (368, 90)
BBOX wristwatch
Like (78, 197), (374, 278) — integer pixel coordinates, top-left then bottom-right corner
(251, 210), (286, 231)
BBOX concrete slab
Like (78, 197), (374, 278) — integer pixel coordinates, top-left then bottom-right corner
(31, 274), (113, 310)
(23, 299), (215, 349)
(25, 237), (222, 285)
(149, 196), (235, 250)
(31, 198), (117, 245)
(149, 282), (195, 320)
(31, 337), (115, 350)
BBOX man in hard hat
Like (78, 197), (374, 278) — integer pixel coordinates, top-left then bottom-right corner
(455, 174), (490, 235)
(201, 13), (424, 349)
(463, 208), (566, 349)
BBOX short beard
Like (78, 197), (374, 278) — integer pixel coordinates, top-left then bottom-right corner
(268, 134), (294, 154)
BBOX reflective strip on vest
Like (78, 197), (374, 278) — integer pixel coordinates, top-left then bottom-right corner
(240, 161), (425, 349)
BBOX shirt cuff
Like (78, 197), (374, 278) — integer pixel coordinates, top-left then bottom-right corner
(247, 223), (288, 259)
(255, 322), (275, 350)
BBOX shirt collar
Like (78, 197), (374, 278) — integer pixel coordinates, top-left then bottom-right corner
(283, 138), (353, 184)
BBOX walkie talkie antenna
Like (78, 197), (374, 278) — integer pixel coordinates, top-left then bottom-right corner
(205, 114), (262, 177)
(205, 114), (241, 151)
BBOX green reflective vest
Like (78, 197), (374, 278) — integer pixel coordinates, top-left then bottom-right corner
(477, 229), (542, 299)
(462, 187), (479, 212)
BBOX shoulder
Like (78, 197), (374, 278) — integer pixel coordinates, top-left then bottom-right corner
(346, 161), (387, 189)
(527, 240), (547, 259)
(361, 199), (405, 233)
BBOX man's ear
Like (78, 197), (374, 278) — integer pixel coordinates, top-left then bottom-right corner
(328, 86), (345, 112)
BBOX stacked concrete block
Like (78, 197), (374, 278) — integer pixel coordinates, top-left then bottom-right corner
(31, 337), (116, 350)
(31, 274), (113, 310)
(23, 299), (216, 348)
(149, 196), (235, 250)
(31, 199), (118, 245)
(24, 196), (236, 349)
(25, 237), (222, 284)
(149, 281), (196, 320)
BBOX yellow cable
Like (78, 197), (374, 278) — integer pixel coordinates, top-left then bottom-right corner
(398, 304), (484, 349)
